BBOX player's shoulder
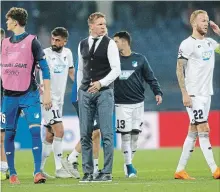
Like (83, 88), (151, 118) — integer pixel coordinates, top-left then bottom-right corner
(205, 37), (217, 44)
(131, 52), (146, 61)
(63, 47), (72, 55)
(43, 47), (52, 54)
(180, 36), (196, 46)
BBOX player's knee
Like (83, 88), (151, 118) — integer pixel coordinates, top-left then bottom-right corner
(53, 129), (64, 138)
(92, 129), (100, 141)
(45, 132), (54, 143)
(196, 122), (209, 132)
(189, 124), (197, 132)
(29, 126), (41, 138)
(188, 131), (198, 141)
(5, 130), (16, 141)
(121, 133), (131, 142)
(51, 123), (64, 137)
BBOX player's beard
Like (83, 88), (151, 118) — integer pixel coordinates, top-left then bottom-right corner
(197, 26), (207, 36)
(51, 45), (63, 52)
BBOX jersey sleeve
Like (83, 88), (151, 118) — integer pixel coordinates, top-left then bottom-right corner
(32, 38), (45, 61)
(206, 38), (219, 50)
(178, 39), (193, 60)
(68, 49), (74, 68)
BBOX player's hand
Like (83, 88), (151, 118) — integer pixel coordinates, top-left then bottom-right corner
(182, 93), (192, 108)
(88, 81), (101, 93)
(155, 95), (162, 105)
(43, 90), (52, 111)
(210, 21), (220, 35)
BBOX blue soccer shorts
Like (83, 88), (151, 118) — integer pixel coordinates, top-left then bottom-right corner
(1, 90), (42, 130)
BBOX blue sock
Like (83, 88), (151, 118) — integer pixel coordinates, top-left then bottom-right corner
(29, 126), (42, 175)
(4, 130), (17, 176)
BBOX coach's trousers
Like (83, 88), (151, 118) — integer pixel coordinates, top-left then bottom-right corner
(78, 89), (114, 174)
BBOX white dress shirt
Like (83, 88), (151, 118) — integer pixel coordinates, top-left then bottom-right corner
(77, 35), (121, 91)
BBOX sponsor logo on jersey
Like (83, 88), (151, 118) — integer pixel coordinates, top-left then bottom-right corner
(119, 70), (135, 80)
(202, 50), (212, 61)
(54, 64), (66, 73)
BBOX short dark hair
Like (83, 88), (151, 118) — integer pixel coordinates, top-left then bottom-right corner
(113, 31), (131, 46)
(1, 28), (5, 35)
(6, 7), (28, 27)
(51, 27), (69, 39)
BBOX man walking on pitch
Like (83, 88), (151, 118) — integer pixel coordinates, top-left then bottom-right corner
(1, 7), (52, 184)
(175, 10), (220, 180)
(113, 31), (163, 178)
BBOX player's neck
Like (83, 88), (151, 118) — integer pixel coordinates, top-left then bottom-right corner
(13, 27), (25, 36)
(192, 30), (205, 40)
(120, 48), (132, 56)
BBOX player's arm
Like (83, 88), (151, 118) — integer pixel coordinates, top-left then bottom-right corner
(176, 58), (192, 108)
(68, 67), (74, 81)
(142, 57), (163, 105)
(32, 38), (52, 110)
(68, 50), (75, 81)
(210, 21), (220, 54)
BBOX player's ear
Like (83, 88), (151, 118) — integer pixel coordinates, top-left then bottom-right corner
(191, 20), (197, 28)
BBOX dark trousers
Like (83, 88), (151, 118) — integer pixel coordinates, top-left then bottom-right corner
(78, 89), (114, 174)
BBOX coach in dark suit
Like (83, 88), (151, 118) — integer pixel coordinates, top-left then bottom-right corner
(77, 12), (121, 182)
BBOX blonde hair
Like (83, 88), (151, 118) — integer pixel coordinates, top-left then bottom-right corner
(88, 12), (105, 25)
(190, 10), (208, 27)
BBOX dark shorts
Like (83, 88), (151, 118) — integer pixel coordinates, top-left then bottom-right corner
(72, 101), (100, 130)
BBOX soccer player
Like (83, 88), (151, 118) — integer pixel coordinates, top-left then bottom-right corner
(175, 10), (220, 180)
(0, 28), (9, 181)
(1, 7), (52, 184)
(39, 27), (75, 178)
(61, 59), (101, 179)
(113, 31), (163, 178)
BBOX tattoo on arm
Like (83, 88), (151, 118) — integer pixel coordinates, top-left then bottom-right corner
(176, 59), (188, 93)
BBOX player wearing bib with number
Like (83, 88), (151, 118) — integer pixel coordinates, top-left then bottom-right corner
(175, 10), (220, 180)
(113, 31), (163, 178)
(39, 27), (75, 178)
(1, 7), (52, 184)
(0, 28), (9, 181)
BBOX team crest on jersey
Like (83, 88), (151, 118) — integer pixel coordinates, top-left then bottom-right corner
(34, 113), (40, 119)
(202, 50), (212, 61)
(132, 61), (138, 67)
(119, 70), (134, 80)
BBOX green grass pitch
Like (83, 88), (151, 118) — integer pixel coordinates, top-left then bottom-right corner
(1, 148), (220, 192)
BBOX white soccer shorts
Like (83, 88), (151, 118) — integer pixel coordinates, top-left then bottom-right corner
(186, 95), (211, 124)
(42, 102), (63, 126)
(115, 101), (144, 133)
